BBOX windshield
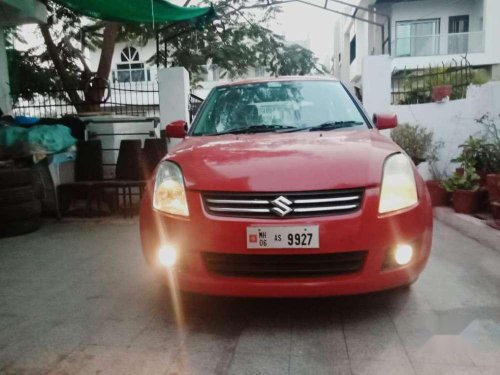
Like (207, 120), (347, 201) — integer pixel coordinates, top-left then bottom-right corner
(191, 80), (369, 136)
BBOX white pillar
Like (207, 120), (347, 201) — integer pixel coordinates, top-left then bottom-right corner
(0, 29), (12, 115)
(157, 67), (190, 128)
(361, 54), (392, 118)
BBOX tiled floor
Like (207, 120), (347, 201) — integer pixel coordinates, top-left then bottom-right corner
(0, 219), (500, 374)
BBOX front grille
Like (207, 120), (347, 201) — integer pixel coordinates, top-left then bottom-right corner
(203, 251), (367, 278)
(202, 189), (364, 218)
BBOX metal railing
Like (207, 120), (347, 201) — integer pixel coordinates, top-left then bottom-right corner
(11, 81), (160, 118)
(391, 59), (473, 105)
(189, 94), (204, 122)
(395, 31), (485, 57)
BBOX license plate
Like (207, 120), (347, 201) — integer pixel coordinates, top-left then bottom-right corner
(246, 226), (319, 249)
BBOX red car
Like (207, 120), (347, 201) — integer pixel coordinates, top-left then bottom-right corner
(140, 76), (433, 297)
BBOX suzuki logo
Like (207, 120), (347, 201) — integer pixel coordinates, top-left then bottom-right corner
(271, 196), (293, 217)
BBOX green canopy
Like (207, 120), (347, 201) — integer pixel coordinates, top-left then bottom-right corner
(52, 0), (215, 24)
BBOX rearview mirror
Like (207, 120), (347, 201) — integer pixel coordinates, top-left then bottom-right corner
(373, 113), (398, 130)
(165, 120), (188, 138)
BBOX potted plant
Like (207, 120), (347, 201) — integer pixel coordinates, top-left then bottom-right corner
(427, 140), (449, 207)
(453, 136), (495, 186)
(477, 115), (500, 224)
(391, 124), (435, 166)
(391, 124), (449, 206)
(442, 163), (481, 214)
(432, 85), (452, 102)
(426, 180), (450, 207)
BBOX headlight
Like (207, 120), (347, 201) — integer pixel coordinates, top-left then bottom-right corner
(379, 154), (418, 214)
(153, 161), (189, 216)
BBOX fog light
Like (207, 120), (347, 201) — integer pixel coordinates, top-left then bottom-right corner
(394, 244), (413, 265)
(158, 244), (177, 267)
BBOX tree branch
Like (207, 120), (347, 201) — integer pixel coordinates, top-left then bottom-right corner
(62, 35), (92, 75)
(224, 0), (294, 17)
(39, 23), (83, 106)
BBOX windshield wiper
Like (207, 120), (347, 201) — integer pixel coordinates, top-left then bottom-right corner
(281, 121), (365, 133)
(207, 124), (297, 136)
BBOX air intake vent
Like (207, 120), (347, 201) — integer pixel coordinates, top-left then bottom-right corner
(203, 251), (367, 278)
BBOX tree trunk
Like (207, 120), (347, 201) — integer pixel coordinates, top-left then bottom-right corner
(41, 22), (120, 113)
(39, 23), (85, 111)
(84, 22), (120, 112)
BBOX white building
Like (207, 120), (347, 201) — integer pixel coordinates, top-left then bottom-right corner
(0, 0), (46, 114)
(87, 37), (312, 100)
(332, 0), (500, 90)
(87, 40), (268, 100)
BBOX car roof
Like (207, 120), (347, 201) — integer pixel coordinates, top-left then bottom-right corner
(216, 75), (339, 88)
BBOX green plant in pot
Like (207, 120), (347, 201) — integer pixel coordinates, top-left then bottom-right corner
(442, 163), (481, 214)
(426, 138), (449, 207)
(477, 115), (500, 224)
(453, 136), (496, 186)
(391, 124), (434, 166)
(391, 124), (448, 206)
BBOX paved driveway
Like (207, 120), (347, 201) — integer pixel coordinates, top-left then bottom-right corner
(1, 219), (500, 375)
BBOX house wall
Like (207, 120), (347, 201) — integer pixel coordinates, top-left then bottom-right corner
(389, 0), (491, 70)
(390, 82), (500, 176)
(361, 55), (500, 176)
(87, 40), (268, 100)
(88, 41), (159, 83)
(333, 0), (500, 86)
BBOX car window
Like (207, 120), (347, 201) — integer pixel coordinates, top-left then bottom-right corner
(191, 80), (368, 136)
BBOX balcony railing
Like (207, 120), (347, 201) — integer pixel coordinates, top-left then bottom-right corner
(395, 31), (485, 57)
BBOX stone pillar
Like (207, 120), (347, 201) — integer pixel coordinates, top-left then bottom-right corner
(361, 55), (392, 119)
(157, 67), (190, 129)
(0, 30), (12, 115)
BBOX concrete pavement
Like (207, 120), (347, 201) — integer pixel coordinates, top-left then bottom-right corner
(1, 219), (500, 374)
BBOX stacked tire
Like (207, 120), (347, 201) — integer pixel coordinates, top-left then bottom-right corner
(0, 168), (42, 238)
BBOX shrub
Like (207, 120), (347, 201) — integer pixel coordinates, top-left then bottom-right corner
(396, 65), (490, 104)
(390, 124), (441, 166)
(442, 163), (480, 192)
(453, 136), (497, 174)
(476, 114), (500, 173)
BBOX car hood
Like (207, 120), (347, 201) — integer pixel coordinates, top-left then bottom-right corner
(165, 130), (401, 192)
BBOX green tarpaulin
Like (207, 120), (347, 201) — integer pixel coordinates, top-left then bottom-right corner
(52, 0), (215, 24)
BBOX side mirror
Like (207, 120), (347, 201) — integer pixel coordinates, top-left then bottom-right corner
(373, 113), (398, 130)
(165, 120), (187, 138)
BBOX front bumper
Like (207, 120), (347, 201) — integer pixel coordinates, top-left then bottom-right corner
(140, 186), (433, 297)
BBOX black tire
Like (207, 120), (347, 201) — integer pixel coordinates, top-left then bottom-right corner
(0, 217), (41, 238)
(0, 186), (35, 205)
(0, 200), (42, 223)
(0, 168), (33, 189)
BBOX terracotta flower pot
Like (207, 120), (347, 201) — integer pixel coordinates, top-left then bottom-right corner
(479, 172), (488, 187)
(452, 189), (481, 214)
(432, 85), (452, 102)
(486, 174), (500, 203)
(426, 180), (450, 207)
(491, 201), (500, 224)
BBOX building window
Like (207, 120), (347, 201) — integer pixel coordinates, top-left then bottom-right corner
(350, 36), (356, 64)
(115, 47), (150, 83)
(448, 15), (469, 54)
(396, 19), (440, 57)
